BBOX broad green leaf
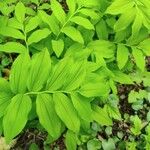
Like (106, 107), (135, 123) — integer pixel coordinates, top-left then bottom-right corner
(28, 28), (51, 45)
(79, 8), (100, 20)
(139, 39), (150, 55)
(92, 105), (113, 126)
(0, 78), (13, 118)
(106, 104), (121, 120)
(0, 42), (26, 53)
(70, 16), (94, 30)
(106, 0), (134, 15)
(47, 58), (69, 90)
(10, 52), (30, 94)
(87, 139), (101, 150)
(88, 40), (115, 58)
(113, 71), (133, 84)
(79, 82), (110, 97)
(25, 16), (40, 33)
(36, 94), (62, 138)
(130, 115), (142, 135)
(62, 26), (84, 44)
(38, 10), (59, 35)
(62, 60), (86, 91)
(114, 8), (136, 32)
(71, 93), (92, 122)
(65, 130), (77, 150)
(27, 49), (51, 92)
(52, 39), (64, 57)
(0, 27), (24, 39)
(117, 44), (129, 69)
(132, 47), (145, 71)
(132, 9), (143, 37)
(8, 18), (23, 30)
(51, 0), (66, 24)
(3, 94), (32, 143)
(96, 19), (108, 40)
(66, 0), (76, 14)
(15, 2), (26, 23)
(53, 93), (80, 132)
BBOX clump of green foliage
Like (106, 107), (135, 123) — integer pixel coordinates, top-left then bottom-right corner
(0, 0), (150, 149)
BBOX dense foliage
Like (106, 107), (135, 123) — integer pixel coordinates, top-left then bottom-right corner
(0, 0), (150, 149)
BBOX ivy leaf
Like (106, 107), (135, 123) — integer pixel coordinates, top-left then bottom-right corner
(0, 42), (26, 53)
(70, 16), (94, 30)
(117, 44), (129, 69)
(92, 105), (113, 126)
(53, 93), (80, 132)
(3, 94), (32, 143)
(52, 39), (64, 57)
(62, 26), (84, 44)
(132, 47), (145, 71)
(51, 0), (66, 24)
(28, 28), (51, 45)
(10, 52), (30, 94)
(71, 93), (92, 122)
(27, 49), (51, 92)
(0, 26), (24, 39)
(15, 2), (26, 23)
(36, 94), (62, 138)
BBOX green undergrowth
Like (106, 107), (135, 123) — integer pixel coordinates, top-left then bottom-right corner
(0, 0), (150, 149)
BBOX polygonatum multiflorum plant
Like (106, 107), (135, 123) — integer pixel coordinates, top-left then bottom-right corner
(0, 0), (150, 149)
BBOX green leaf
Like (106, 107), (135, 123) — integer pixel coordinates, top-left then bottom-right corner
(27, 49), (51, 92)
(113, 71), (133, 84)
(0, 26), (24, 39)
(139, 39), (150, 55)
(38, 10), (59, 35)
(51, 0), (66, 24)
(70, 16), (94, 30)
(10, 52), (30, 94)
(66, 0), (76, 14)
(25, 16), (40, 33)
(106, 0), (134, 15)
(53, 93), (80, 132)
(117, 44), (129, 69)
(87, 139), (101, 150)
(62, 60), (86, 91)
(52, 39), (64, 57)
(96, 19), (108, 40)
(0, 79), (13, 118)
(62, 26), (84, 44)
(15, 2), (26, 23)
(8, 18), (23, 30)
(132, 47), (145, 71)
(47, 58), (69, 90)
(130, 115), (142, 135)
(36, 94), (62, 138)
(92, 105), (113, 126)
(79, 82), (110, 97)
(65, 130), (77, 150)
(71, 93), (92, 122)
(3, 94), (32, 143)
(0, 42), (26, 53)
(114, 8), (136, 32)
(28, 28), (51, 45)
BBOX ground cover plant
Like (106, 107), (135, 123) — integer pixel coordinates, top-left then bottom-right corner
(0, 0), (150, 149)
